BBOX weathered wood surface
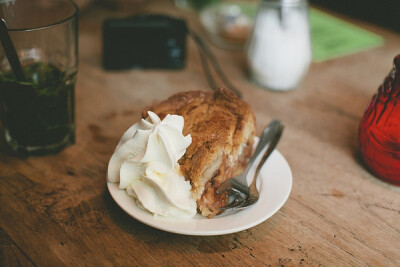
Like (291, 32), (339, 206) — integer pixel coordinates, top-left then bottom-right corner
(1, 1), (399, 266)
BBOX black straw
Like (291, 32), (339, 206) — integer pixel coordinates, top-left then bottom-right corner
(0, 19), (25, 81)
(188, 29), (243, 99)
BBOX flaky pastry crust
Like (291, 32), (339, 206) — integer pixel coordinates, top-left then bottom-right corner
(143, 88), (256, 217)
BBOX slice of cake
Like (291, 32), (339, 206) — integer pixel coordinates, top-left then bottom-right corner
(143, 88), (256, 217)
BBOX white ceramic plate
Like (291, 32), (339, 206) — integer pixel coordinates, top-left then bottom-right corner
(107, 149), (292, 236)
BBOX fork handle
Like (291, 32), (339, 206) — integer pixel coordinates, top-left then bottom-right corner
(238, 120), (283, 185)
(249, 122), (284, 197)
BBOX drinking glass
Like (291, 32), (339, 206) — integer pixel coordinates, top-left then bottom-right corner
(0, 0), (78, 156)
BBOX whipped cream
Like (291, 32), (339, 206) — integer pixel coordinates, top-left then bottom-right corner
(107, 111), (196, 218)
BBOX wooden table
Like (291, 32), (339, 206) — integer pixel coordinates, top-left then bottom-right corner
(1, 1), (399, 266)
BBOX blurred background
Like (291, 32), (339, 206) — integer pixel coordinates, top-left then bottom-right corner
(74, 0), (400, 33)
(310, 0), (400, 33)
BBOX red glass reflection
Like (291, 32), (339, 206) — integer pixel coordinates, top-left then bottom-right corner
(359, 54), (400, 185)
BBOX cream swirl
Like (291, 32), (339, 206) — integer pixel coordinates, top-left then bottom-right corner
(107, 111), (196, 218)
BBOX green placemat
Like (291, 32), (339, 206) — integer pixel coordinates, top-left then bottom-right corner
(310, 8), (384, 62)
(204, 3), (384, 62)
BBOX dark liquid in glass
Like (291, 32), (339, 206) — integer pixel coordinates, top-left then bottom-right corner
(0, 62), (75, 155)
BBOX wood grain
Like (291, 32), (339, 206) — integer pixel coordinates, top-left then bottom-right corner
(1, 1), (400, 266)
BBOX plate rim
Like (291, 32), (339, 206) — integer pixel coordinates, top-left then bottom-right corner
(107, 149), (292, 236)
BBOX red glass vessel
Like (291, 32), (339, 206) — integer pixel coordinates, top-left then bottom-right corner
(359, 54), (400, 185)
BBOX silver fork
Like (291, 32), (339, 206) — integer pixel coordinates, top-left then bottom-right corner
(217, 120), (284, 211)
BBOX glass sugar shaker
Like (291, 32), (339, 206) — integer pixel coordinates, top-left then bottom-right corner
(246, 0), (312, 91)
